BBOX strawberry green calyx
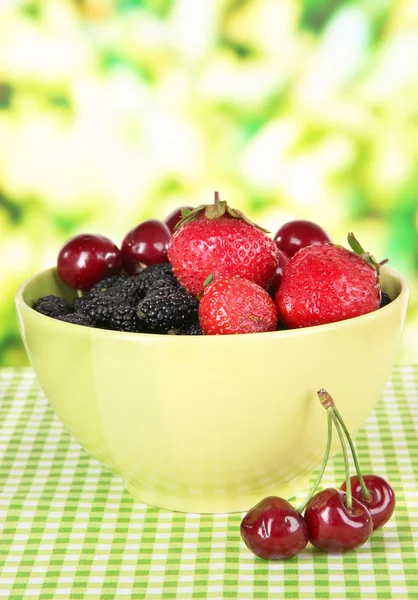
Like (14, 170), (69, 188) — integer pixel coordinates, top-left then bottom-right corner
(203, 273), (214, 288)
(174, 191), (269, 232)
(181, 207), (193, 218)
(347, 232), (389, 297)
(197, 273), (215, 301)
(347, 232), (388, 277)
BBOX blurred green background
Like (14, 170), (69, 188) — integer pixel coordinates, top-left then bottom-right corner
(1, 0), (417, 365)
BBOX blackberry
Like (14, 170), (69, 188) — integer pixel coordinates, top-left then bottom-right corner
(169, 322), (203, 335)
(72, 294), (92, 312)
(89, 275), (129, 298)
(76, 295), (120, 327)
(108, 304), (139, 333)
(34, 295), (72, 318)
(86, 277), (138, 307)
(144, 278), (178, 296)
(380, 291), (391, 308)
(136, 287), (199, 333)
(58, 313), (95, 327)
(139, 262), (178, 283)
(75, 295), (139, 332)
(130, 263), (180, 300)
(185, 322), (203, 335)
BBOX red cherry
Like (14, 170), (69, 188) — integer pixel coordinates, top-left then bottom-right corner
(57, 234), (122, 291)
(340, 475), (395, 530)
(164, 206), (194, 234)
(240, 496), (309, 560)
(267, 249), (289, 296)
(121, 219), (171, 275)
(274, 220), (331, 258)
(304, 488), (373, 553)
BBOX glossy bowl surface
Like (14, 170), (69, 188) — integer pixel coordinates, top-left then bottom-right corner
(15, 266), (409, 512)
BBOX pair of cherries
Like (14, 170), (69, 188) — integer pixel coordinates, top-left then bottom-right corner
(56, 206), (192, 291)
(240, 390), (396, 559)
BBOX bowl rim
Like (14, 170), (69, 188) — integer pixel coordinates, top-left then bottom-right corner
(15, 265), (410, 342)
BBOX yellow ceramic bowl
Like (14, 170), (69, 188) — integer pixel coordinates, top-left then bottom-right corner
(15, 266), (409, 513)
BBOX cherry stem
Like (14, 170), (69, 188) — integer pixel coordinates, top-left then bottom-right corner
(333, 406), (371, 501)
(297, 410), (332, 513)
(77, 290), (84, 298)
(318, 390), (353, 510)
(214, 191), (220, 204)
(329, 407), (352, 510)
(318, 388), (371, 502)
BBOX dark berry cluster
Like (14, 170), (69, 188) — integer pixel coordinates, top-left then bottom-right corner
(137, 285), (199, 333)
(34, 295), (72, 318)
(33, 263), (202, 335)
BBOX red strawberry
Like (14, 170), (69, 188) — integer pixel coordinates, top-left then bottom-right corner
(199, 276), (278, 335)
(167, 193), (279, 296)
(276, 234), (385, 328)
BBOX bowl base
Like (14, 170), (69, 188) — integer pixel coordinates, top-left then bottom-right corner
(124, 474), (311, 513)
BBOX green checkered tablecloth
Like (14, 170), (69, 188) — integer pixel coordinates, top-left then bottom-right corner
(1, 367), (417, 600)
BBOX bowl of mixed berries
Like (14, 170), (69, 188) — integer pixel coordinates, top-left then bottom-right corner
(15, 193), (409, 514)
